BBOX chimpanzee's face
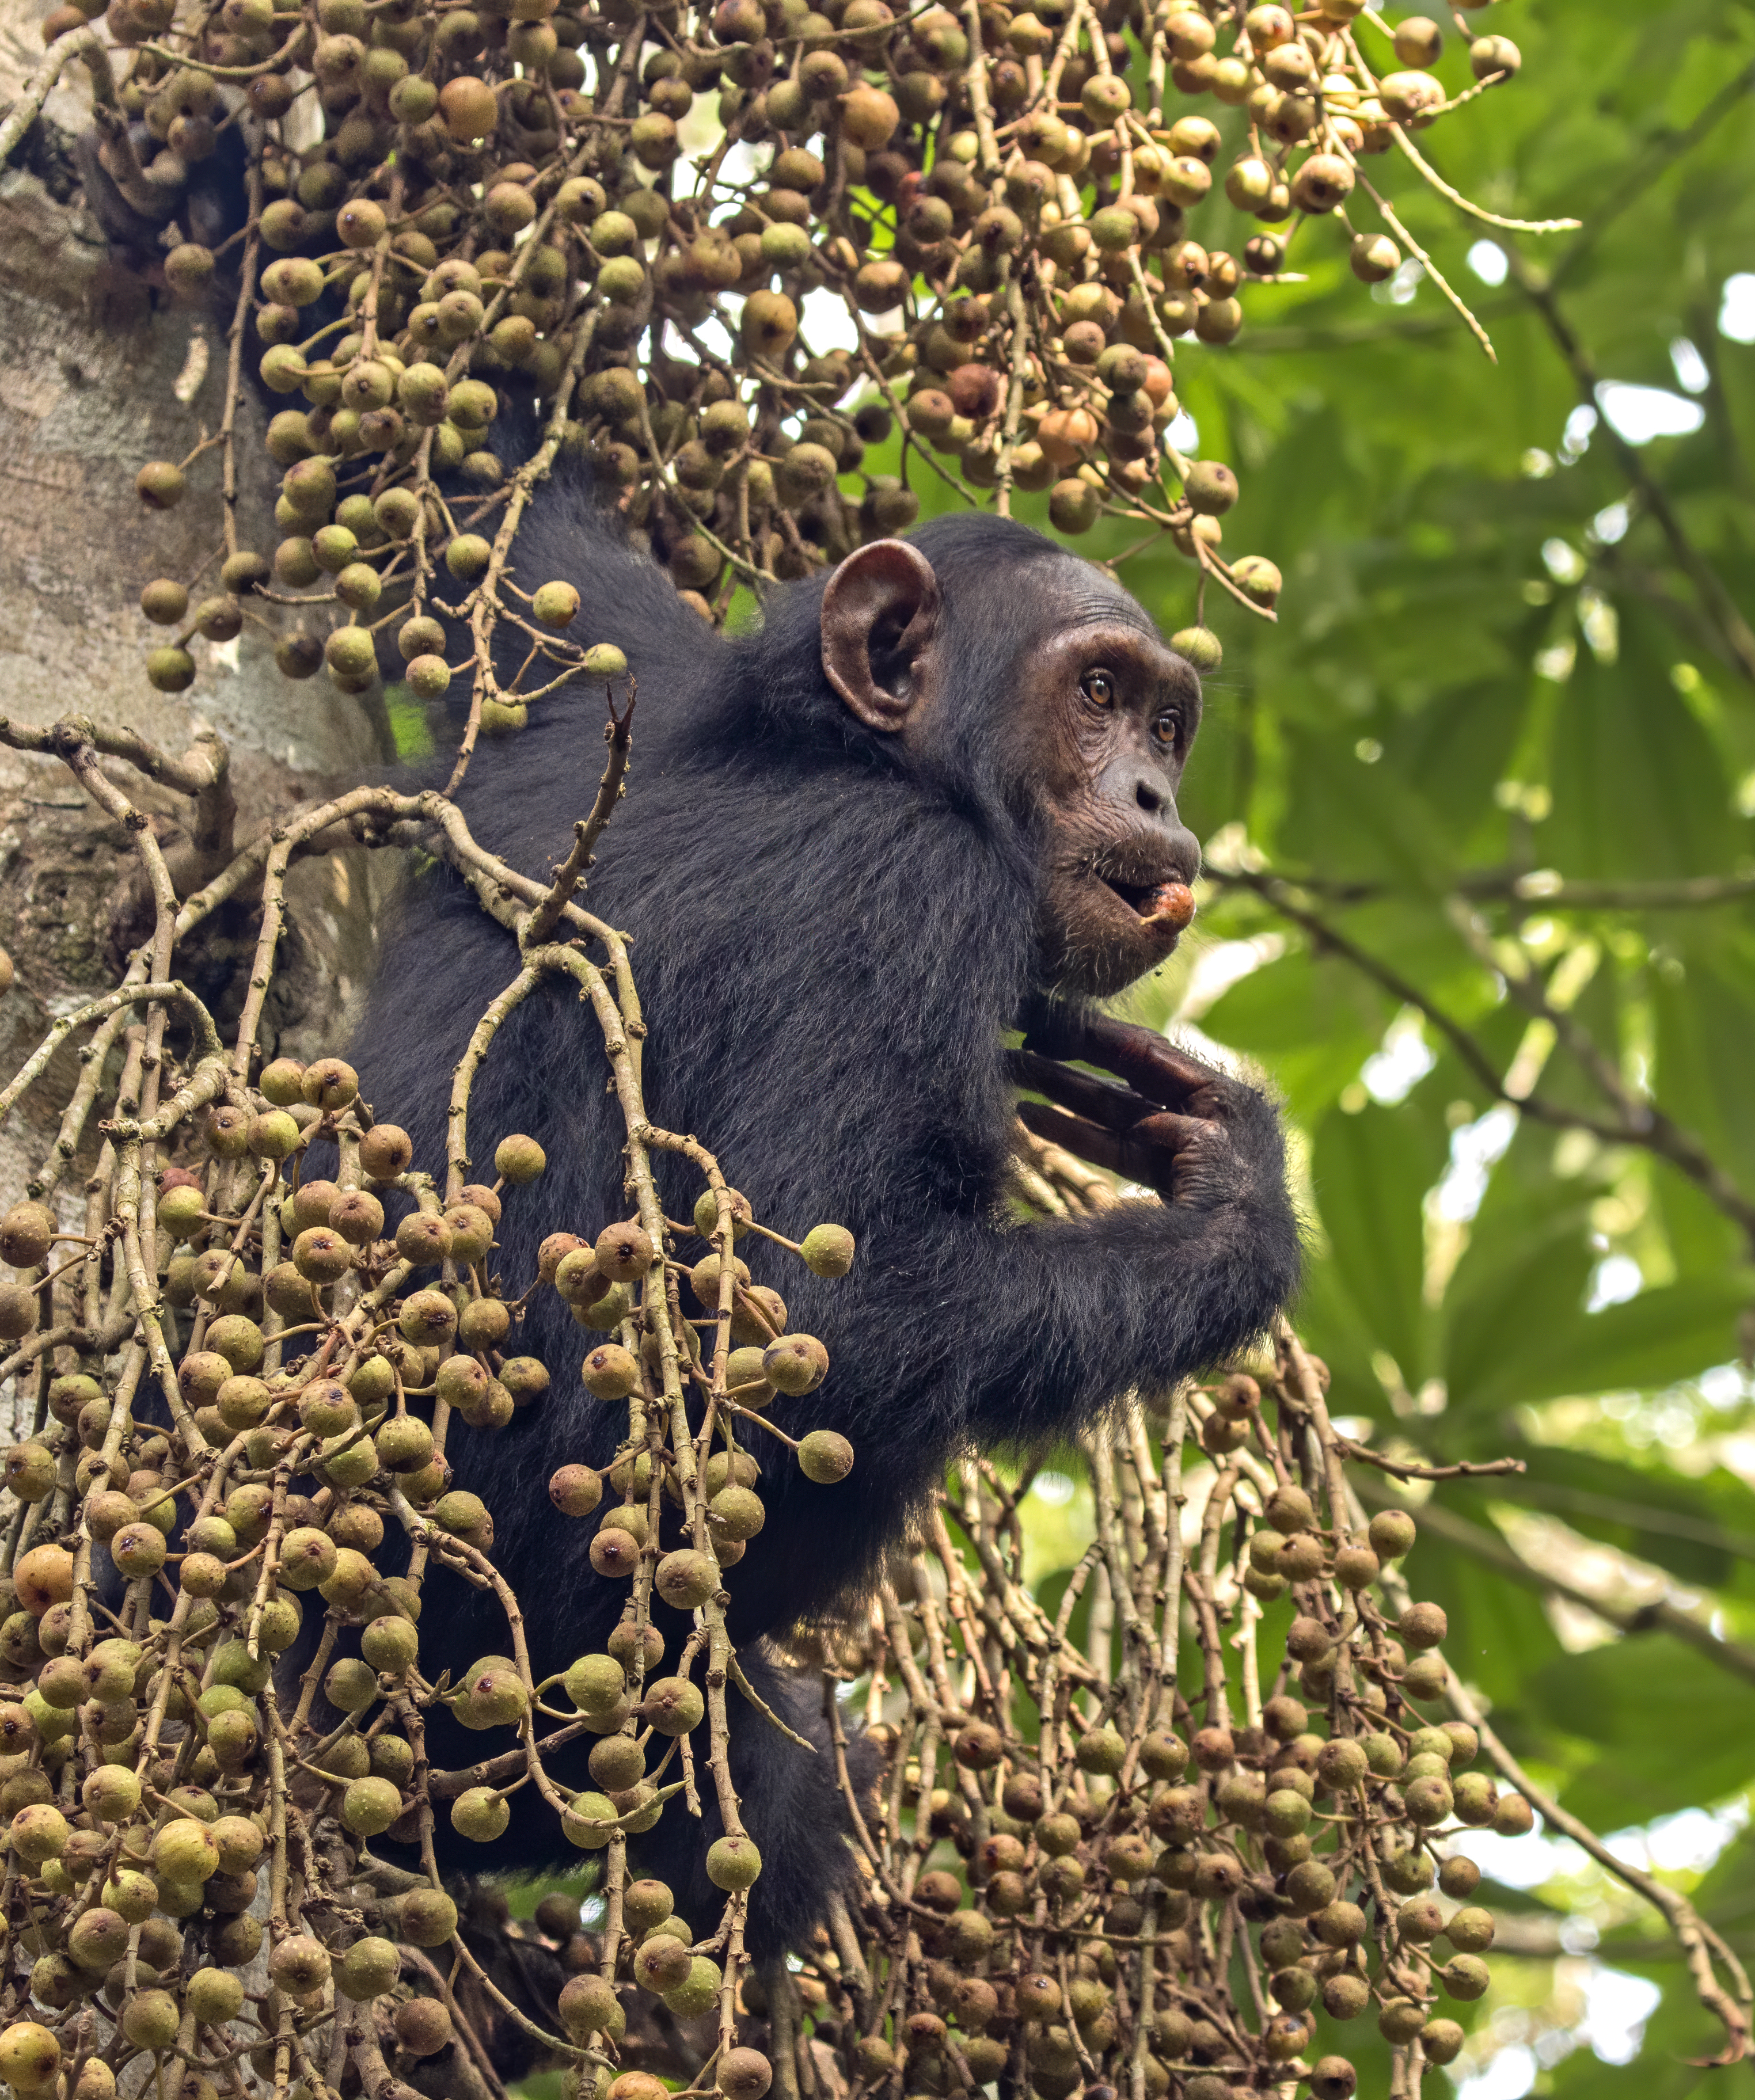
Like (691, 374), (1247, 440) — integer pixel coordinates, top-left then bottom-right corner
(818, 536), (1204, 1001)
(1008, 566), (1203, 1000)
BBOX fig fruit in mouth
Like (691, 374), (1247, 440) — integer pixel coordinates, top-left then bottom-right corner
(1116, 879), (1195, 930)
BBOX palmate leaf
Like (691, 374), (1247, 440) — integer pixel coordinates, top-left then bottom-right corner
(1531, 1634), (1754, 1828)
(1307, 1099), (1448, 1388)
(1654, 1165), (1753, 1292)
(1438, 1206), (1598, 1420)
(1195, 946), (1388, 1125)
(1465, 1444), (1755, 1593)
(1287, 1231), (1383, 1410)
(1653, 944), (1755, 1203)
(1269, 719), (1480, 890)
(1543, 606), (1742, 882)
(1524, 1276), (1747, 1401)
(1443, 1272), (1750, 1422)
(1393, 663), (1536, 847)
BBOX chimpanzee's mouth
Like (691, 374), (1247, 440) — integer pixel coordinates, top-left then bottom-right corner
(1101, 874), (1196, 930)
(1108, 873), (1167, 915)
(1104, 876), (1160, 916)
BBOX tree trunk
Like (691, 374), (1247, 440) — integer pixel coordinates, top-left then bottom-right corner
(0, 88), (393, 1233)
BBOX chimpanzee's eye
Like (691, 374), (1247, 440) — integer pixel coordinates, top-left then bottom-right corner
(1153, 709), (1182, 747)
(1081, 670), (1116, 707)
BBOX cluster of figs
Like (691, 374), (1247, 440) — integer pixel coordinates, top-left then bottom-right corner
(31, 0), (1529, 688)
(0, 1034), (864, 2100)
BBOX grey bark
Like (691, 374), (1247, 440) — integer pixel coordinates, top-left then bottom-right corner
(0, 77), (394, 1231)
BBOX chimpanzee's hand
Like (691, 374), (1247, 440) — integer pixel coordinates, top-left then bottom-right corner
(1011, 1004), (1269, 1210)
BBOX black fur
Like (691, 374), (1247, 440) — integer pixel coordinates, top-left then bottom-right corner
(347, 482), (1300, 1951)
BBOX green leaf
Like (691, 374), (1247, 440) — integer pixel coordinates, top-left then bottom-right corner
(1448, 1266), (1744, 1419)
(1440, 1197), (1597, 1417)
(1482, 1443), (1755, 1590)
(1532, 1634), (1754, 1827)
(1199, 947), (1387, 1124)
(1309, 1100), (1447, 1386)
(383, 688), (435, 763)
(1653, 942), (1755, 1201)
(1542, 604), (1739, 881)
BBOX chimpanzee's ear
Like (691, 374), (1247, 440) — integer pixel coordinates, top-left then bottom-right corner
(820, 539), (941, 732)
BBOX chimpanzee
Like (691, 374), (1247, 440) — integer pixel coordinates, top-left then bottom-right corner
(348, 485), (1300, 1953)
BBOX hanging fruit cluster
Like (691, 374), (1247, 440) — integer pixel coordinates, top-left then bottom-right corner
(761, 1317), (1540, 2100)
(14, 0), (1552, 706)
(0, 702), (876, 2100)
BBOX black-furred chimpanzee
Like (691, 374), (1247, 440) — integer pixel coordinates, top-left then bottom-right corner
(350, 484), (1300, 1954)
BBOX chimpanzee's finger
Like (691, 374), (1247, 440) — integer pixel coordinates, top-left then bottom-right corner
(1121, 1111), (1226, 1197)
(1019, 1002), (1221, 1113)
(1078, 1023), (1221, 1110)
(1005, 1048), (1159, 1134)
(1015, 1100), (1132, 1178)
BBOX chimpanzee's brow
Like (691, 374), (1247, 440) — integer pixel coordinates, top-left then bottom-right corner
(1057, 595), (1161, 641)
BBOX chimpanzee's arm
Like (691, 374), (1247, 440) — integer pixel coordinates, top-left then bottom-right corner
(983, 1045), (1296, 1444)
(808, 1015), (1298, 1462)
